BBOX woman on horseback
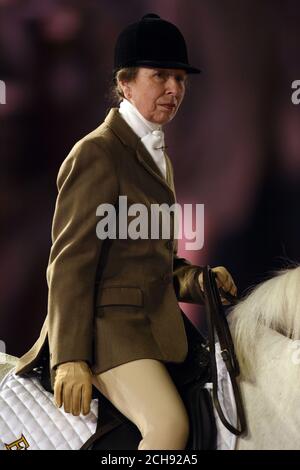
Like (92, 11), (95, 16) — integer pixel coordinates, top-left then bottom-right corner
(15, 13), (236, 450)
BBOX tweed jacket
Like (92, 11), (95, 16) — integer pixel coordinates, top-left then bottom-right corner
(15, 108), (204, 385)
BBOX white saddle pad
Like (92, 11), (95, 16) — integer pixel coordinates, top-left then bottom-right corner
(0, 369), (97, 450)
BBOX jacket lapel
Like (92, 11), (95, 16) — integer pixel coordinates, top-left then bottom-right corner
(104, 108), (175, 201)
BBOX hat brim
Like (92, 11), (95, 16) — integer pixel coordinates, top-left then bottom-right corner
(116, 59), (201, 74)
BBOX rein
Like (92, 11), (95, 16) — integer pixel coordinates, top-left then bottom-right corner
(200, 266), (247, 436)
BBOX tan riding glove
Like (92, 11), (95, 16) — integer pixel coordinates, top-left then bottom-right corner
(54, 361), (92, 416)
(198, 266), (237, 305)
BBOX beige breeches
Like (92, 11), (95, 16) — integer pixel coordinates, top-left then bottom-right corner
(92, 359), (190, 450)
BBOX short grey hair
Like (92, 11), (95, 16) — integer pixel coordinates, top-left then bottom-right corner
(110, 67), (139, 104)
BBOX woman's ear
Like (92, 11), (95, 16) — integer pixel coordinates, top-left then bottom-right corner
(118, 79), (132, 100)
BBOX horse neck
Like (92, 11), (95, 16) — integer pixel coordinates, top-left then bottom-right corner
(236, 328), (300, 449)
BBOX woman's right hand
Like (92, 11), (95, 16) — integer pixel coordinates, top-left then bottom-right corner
(54, 360), (92, 416)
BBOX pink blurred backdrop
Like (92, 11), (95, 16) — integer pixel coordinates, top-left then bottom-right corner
(1, 0), (300, 356)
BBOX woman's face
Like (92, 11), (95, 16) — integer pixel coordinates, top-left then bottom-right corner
(119, 67), (187, 125)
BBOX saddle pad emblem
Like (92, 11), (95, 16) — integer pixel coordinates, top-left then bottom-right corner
(0, 369), (98, 450)
(5, 434), (30, 450)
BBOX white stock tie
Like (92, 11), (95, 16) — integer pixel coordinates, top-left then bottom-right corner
(141, 130), (167, 179)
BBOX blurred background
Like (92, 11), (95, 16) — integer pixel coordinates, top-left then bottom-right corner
(1, 0), (300, 357)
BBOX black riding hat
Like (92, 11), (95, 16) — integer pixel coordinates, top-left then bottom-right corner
(114, 13), (201, 75)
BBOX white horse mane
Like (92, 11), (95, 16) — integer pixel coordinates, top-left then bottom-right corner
(228, 265), (300, 377)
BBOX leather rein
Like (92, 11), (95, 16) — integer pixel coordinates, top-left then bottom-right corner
(199, 266), (247, 436)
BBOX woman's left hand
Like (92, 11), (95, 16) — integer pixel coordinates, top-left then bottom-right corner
(198, 266), (237, 305)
